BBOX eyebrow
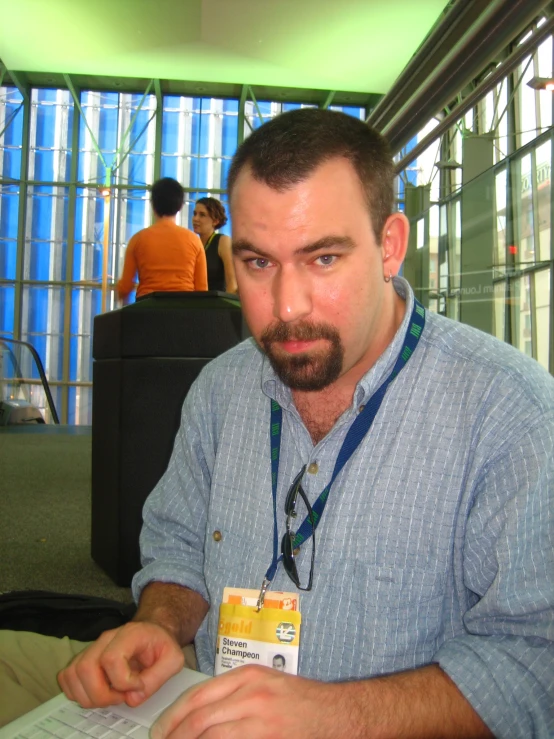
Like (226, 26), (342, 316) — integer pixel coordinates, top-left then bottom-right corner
(232, 235), (355, 258)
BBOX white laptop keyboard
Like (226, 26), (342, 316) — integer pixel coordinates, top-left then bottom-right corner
(12, 703), (150, 739)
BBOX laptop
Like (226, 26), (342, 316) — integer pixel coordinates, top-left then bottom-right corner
(0, 668), (209, 739)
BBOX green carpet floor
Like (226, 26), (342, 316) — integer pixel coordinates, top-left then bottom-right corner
(0, 427), (132, 603)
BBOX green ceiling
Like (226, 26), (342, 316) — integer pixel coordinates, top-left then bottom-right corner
(0, 0), (449, 100)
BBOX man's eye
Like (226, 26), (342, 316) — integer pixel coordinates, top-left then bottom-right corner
(248, 257), (270, 269)
(316, 255), (337, 266)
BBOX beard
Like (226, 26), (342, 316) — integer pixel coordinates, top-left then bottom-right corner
(260, 320), (344, 391)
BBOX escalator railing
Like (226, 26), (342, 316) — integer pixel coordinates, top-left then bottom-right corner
(0, 336), (60, 424)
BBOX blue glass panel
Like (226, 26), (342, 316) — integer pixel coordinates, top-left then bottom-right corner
(130, 109), (150, 153)
(29, 187), (53, 240)
(3, 102), (23, 147)
(0, 186), (19, 240)
(125, 191), (148, 240)
(198, 158), (209, 187)
(199, 110), (210, 156)
(28, 242), (51, 280)
(222, 115), (238, 157)
(36, 89), (57, 103)
(0, 286), (15, 333)
(160, 156), (177, 179)
(4, 148), (22, 178)
(35, 101), (57, 147)
(221, 159), (232, 191)
(0, 240), (17, 280)
(98, 104), (118, 153)
(189, 157), (199, 189)
(33, 150), (54, 181)
(223, 99), (239, 113)
(127, 154), (147, 185)
(283, 103), (302, 112)
(162, 109), (180, 154)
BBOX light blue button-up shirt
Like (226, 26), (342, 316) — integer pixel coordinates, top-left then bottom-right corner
(134, 278), (554, 738)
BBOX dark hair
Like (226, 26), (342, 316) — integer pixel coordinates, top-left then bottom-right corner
(227, 108), (394, 242)
(150, 177), (184, 217)
(196, 197), (228, 229)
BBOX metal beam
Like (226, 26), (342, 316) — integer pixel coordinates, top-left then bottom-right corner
(153, 79), (163, 182)
(13, 79), (30, 340)
(394, 14), (554, 172)
(60, 80), (82, 423)
(64, 73), (108, 170)
(112, 80), (154, 175)
(320, 91), (336, 109)
(373, 0), (551, 154)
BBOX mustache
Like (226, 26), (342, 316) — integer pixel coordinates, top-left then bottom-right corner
(261, 321), (339, 344)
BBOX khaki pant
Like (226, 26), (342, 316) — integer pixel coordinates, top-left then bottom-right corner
(0, 631), (198, 728)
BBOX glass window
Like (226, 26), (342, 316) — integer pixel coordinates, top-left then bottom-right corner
(493, 280), (506, 342)
(517, 56), (538, 148)
(0, 86), (24, 178)
(513, 153), (535, 265)
(535, 139), (551, 262)
(511, 274), (533, 357)
(0, 183), (19, 280)
(20, 285), (65, 381)
(29, 89), (74, 183)
(494, 169), (507, 270)
(24, 186), (69, 281)
(534, 268), (550, 370)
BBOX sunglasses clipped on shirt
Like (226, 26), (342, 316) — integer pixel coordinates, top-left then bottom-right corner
(280, 464), (316, 591)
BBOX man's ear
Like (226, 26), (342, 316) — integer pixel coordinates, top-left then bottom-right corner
(380, 212), (409, 278)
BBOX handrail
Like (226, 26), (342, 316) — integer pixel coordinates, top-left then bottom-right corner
(0, 336), (60, 424)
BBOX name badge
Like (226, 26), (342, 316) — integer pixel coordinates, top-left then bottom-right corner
(215, 587), (301, 676)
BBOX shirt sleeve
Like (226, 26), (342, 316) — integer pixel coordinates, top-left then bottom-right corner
(132, 371), (215, 604)
(434, 412), (554, 739)
(194, 239), (208, 291)
(117, 234), (139, 299)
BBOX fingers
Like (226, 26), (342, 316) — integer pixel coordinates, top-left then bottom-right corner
(152, 666), (273, 739)
(58, 630), (134, 708)
(58, 623), (184, 709)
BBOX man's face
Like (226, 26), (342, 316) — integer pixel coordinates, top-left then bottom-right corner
(231, 158), (398, 392)
(272, 656), (285, 671)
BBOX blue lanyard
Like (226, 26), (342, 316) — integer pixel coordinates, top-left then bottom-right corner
(264, 299), (425, 585)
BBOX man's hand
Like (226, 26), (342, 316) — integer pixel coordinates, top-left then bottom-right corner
(151, 663), (494, 739)
(58, 621), (185, 709)
(151, 665), (349, 739)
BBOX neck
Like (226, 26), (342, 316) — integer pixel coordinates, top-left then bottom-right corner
(154, 214), (176, 224)
(292, 288), (406, 443)
(200, 229), (215, 246)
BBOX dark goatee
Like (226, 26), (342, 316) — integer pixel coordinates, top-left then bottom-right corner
(260, 321), (344, 391)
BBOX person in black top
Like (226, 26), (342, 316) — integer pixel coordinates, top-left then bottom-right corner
(192, 198), (237, 293)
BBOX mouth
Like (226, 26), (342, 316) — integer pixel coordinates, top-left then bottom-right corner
(277, 339), (321, 354)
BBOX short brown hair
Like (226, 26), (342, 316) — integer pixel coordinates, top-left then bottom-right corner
(227, 108), (394, 242)
(196, 197), (228, 229)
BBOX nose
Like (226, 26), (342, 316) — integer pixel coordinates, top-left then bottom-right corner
(272, 265), (312, 324)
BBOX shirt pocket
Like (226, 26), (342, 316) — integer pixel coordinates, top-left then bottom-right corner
(316, 560), (446, 676)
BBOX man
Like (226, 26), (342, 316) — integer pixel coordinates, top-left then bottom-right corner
(272, 655), (286, 672)
(2, 109), (553, 737)
(116, 177), (207, 302)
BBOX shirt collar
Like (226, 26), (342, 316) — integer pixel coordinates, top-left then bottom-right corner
(261, 276), (414, 410)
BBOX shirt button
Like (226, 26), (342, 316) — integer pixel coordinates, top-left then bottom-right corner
(358, 404), (365, 413)
(307, 462), (319, 474)
(213, 530), (222, 542)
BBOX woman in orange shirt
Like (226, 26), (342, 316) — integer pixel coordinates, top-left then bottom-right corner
(117, 178), (207, 302)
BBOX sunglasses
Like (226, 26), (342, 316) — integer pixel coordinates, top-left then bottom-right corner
(280, 465), (316, 591)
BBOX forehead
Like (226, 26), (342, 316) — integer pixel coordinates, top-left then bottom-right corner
(194, 203), (210, 213)
(230, 158), (371, 239)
